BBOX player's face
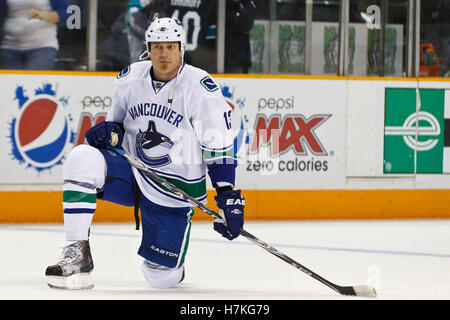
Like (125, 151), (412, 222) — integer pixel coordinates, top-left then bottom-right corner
(149, 42), (183, 81)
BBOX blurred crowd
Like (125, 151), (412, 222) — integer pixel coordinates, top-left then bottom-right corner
(0, 0), (261, 74)
(0, 0), (448, 76)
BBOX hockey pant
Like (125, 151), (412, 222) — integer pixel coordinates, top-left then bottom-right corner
(62, 145), (190, 287)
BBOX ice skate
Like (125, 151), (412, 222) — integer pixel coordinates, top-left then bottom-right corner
(45, 240), (94, 290)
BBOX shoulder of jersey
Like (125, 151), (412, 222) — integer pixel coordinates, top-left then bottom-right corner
(183, 64), (220, 94)
(116, 61), (151, 81)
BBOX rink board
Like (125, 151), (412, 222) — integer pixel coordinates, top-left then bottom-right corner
(0, 71), (450, 222)
(1, 189), (450, 223)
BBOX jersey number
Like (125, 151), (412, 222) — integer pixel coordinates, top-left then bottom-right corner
(172, 10), (201, 51)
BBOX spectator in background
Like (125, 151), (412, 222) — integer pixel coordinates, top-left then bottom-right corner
(121, 0), (257, 73)
(126, 0), (168, 63)
(0, 0), (69, 70)
(126, 0), (152, 64)
(161, 1), (217, 72)
(225, 0), (257, 73)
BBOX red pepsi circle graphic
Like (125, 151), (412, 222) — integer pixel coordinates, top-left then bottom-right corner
(14, 96), (69, 167)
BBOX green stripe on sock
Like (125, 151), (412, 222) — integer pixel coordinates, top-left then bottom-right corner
(63, 190), (97, 203)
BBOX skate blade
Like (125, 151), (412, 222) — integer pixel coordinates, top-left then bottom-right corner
(47, 273), (94, 290)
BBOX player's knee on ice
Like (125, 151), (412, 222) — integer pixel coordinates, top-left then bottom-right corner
(141, 260), (184, 289)
(63, 145), (106, 188)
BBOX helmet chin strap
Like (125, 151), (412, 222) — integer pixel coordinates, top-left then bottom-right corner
(138, 50), (149, 61)
(139, 42), (151, 61)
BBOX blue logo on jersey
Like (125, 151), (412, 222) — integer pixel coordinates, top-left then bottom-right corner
(136, 120), (174, 168)
(200, 76), (219, 92)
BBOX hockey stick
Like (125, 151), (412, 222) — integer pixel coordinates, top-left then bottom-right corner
(109, 146), (377, 298)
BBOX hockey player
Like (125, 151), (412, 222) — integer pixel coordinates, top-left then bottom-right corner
(45, 17), (245, 290)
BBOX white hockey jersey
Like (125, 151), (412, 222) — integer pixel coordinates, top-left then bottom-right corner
(107, 61), (235, 207)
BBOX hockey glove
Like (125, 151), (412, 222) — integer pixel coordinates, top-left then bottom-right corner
(213, 189), (245, 240)
(85, 121), (123, 149)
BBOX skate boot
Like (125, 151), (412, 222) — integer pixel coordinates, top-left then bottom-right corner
(45, 240), (94, 289)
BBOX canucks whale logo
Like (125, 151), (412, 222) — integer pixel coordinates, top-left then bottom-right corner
(221, 85), (250, 161)
(136, 120), (174, 167)
(8, 83), (75, 172)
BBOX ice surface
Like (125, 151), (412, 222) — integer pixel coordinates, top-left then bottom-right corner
(0, 219), (449, 300)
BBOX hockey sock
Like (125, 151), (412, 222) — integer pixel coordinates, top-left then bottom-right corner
(63, 180), (96, 241)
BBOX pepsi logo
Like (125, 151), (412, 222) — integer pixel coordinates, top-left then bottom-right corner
(9, 84), (75, 172)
